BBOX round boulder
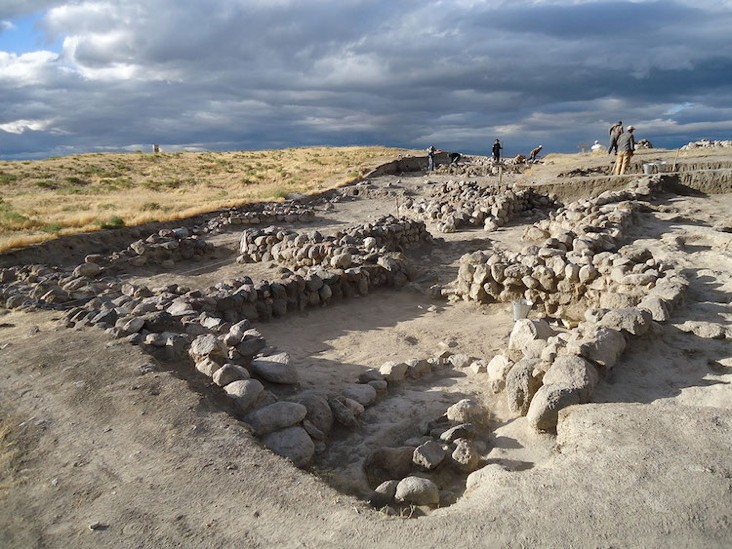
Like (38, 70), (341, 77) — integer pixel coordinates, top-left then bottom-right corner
(395, 476), (440, 506)
(261, 426), (314, 468)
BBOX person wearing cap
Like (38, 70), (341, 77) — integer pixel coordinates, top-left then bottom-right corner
(608, 121), (624, 154)
(612, 125), (636, 175)
(528, 145), (543, 162)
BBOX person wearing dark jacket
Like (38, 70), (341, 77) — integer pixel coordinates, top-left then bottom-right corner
(448, 152), (462, 165)
(492, 139), (503, 163)
(608, 121), (623, 154)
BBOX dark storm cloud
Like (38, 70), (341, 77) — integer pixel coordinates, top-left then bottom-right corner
(1, 0), (731, 159)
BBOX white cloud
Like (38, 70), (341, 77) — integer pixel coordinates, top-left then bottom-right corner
(1, 0), (732, 158)
(0, 118), (56, 134)
(0, 50), (58, 85)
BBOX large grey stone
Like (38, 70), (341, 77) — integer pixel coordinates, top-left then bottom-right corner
(505, 358), (543, 416)
(567, 326), (626, 369)
(486, 354), (513, 393)
(440, 423), (476, 443)
(509, 319), (556, 354)
(446, 399), (486, 424)
(261, 426), (314, 468)
(224, 379), (264, 413)
(223, 319), (253, 346)
(244, 401), (308, 436)
(526, 383), (582, 432)
(451, 438), (481, 472)
(379, 361), (408, 382)
(195, 357), (222, 378)
(372, 480), (399, 506)
(250, 352), (298, 384)
(73, 262), (102, 277)
(235, 329), (267, 358)
(637, 295), (671, 322)
(189, 333), (227, 361)
(543, 355), (599, 403)
(212, 363), (250, 386)
(413, 441), (446, 470)
(342, 383), (378, 407)
(291, 391), (333, 436)
(597, 307), (653, 336)
(395, 476), (440, 506)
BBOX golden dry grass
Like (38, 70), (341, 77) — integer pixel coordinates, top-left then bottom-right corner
(0, 146), (420, 252)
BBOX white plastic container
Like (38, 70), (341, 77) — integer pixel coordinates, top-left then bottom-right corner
(642, 163), (653, 175)
(512, 299), (533, 321)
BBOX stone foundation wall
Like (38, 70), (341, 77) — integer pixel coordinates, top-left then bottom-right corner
(205, 202), (316, 233)
(445, 177), (667, 319)
(399, 181), (557, 233)
(238, 214), (431, 269)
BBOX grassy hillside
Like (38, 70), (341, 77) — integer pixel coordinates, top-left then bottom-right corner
(0, 146), (419, 252)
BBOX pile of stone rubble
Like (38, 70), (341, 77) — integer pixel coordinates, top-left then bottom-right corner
(105, 227), (212, 270)
(680, 139), (732, 150)
(205, 201), (316, 233)
(446, 177), (671, 318)
(399, 180), (556, 233)
(238, 214), (431, 270)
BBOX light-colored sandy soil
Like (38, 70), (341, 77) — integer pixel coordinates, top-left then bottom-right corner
(1, 149), (731, 548)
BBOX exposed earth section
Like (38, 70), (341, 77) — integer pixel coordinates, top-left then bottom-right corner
(1, 147), (731, 547)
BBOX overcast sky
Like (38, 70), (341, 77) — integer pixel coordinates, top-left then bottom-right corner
(1, 0), (731, 160)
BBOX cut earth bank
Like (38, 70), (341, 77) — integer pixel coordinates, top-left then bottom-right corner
(1, 146), (731, 547)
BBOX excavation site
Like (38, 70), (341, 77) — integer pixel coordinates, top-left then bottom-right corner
(1, 144), (731, 547)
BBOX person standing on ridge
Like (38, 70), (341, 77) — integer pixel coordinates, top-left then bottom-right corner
(528, 145), (543, 162)
(608, 121), (623, 155)
(612, 125), (636, 175)
(426, 145), (438, 172)
(492, 139), (503, 163)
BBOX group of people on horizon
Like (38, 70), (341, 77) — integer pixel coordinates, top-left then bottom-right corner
(427, 121), (638, 175)
(425, 139), (544, 172)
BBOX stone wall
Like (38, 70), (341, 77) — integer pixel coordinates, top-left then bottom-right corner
(205, 202), (316, 234)
(399, 181), (557, 233)
(445, 177), (668, 320)
(238, 214), (431, 270)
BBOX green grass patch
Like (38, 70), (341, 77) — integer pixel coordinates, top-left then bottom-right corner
(0, 173), (18, 185)
(41, 223), (63, 234)
(271, 188), (288, 200)
(0, 199), (40, 230)
(141, 178), (185, 191)
(98, 216), (125, 229)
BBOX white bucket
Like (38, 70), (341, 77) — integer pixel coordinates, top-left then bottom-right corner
(642, 163), (653, 175)
(512, 299), (533, 321)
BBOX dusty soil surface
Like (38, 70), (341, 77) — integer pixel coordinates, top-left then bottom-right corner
(1, 149), (731, 548)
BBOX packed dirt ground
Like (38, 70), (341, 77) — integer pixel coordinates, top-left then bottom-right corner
(1, 146), (731, 547)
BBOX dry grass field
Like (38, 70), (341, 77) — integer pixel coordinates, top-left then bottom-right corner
(0, 146), (419, 252)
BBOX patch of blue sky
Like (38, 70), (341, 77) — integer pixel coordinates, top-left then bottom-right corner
(0, 12), (61, 54)
(665, 102), (696, 115)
